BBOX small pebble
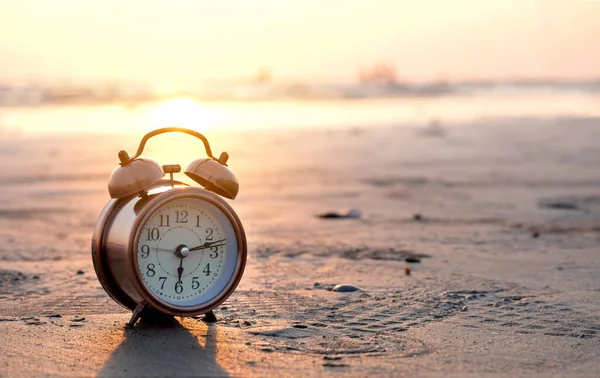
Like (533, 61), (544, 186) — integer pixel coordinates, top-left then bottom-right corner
(32, 275), (40, 279)
(292, 324), (308, 329)
(405, 257), (421, 263)
(313, 282), (321, 287)
(71, 317), (86, 322)
(460, 306), (468, 312)
(76, 270), (84, 275)
(532, 231), (540, 238)
(323, 356), (342, 361)
(404, 266), (411, 276)
(413, 213), (423, 221)
(243, 320), (252, 326)
(332, 284), (361, 293)
(317, 209), (362, 219)
(47, 314), (61, 318)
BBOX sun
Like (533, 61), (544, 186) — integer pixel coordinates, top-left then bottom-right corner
(149, 97), (217, 132)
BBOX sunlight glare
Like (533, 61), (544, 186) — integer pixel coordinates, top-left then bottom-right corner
(149, 97), (218, 132)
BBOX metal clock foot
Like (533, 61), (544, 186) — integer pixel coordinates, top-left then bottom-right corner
(202, 310), (217, 323)
(126, 301), (147, 327)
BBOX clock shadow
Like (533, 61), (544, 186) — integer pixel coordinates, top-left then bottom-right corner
(98, 316), (229, 377)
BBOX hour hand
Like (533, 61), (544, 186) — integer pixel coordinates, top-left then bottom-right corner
(177, 257), (184, 281)
(188, 239), (226, 252)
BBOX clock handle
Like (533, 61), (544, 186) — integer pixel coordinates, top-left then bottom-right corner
(118, 127), (219, 166)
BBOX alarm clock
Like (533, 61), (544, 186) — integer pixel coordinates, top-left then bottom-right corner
(91, 127), (247, 326)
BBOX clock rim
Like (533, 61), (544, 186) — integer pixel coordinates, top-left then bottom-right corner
(130, 187), (247, 316)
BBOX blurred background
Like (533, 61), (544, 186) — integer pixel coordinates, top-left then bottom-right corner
(0, 1), (599, 232)
(0, 0), (599, 136)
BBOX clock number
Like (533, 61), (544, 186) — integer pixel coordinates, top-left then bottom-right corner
(209, 245), (219, 258)
(203, 263), (211, 276)
(159, 276), (167, 290)
(140, 245), (150, 258)
(159, 214), (170, 227)
(175, 280), (183, 294)
(192, 277), (200, 289)
(146, 228), (159, 241)
(146, 263), (156, 277)
(195, 215), (201, 227)
(206, 228), (214, 241)
(175, 210), (188, 223)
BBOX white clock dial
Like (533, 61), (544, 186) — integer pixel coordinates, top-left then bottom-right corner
(135, 196), (239, 307)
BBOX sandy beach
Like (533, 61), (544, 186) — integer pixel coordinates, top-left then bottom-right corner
(1, 99), (600, 376)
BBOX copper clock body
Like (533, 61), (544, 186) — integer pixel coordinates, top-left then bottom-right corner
(92, 183), (247, 317)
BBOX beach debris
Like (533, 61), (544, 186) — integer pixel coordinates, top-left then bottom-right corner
(76, 269), (84, 275)
(323, 362), (349, 368)
(317, 209), (362, 219)
(71, 316), (86, 322)
(413, 213), (424, 221)
(460, 306), (468, 312)
(332, 284), (361, 292)
(342, 247), (430, 262)
(405, 256), (421, 263)
(26, 320), (46, 326)
(538, 198), (579, 211)
(21, 316), (45, 325)
(416, 119), (446, 138)
(532, 231), (540, 238)
(292, 324), (308, 329)
(405, 266), (411, 276)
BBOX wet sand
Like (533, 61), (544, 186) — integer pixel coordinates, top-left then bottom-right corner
(1, 116), (600, 376)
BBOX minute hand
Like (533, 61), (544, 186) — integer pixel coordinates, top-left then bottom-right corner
(188, 239), (226, 252)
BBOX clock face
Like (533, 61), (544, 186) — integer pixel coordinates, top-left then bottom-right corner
(135, 196), (239, 308)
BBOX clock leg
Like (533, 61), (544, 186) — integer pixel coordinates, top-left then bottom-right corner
(126, 301), (147, 327)
(202, 310), (218, 323)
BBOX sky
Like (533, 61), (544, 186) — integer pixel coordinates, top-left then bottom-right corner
(0, 0), (599, 83)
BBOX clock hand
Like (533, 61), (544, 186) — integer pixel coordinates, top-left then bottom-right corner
(153, 240), (226, 253)
(188, 239), (226, 252)
(177, 257), (184, 281)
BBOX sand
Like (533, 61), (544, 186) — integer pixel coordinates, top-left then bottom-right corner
(1, 115), (600, 376)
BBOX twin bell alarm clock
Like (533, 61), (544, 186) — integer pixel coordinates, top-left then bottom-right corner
(91, 127), (247, 326)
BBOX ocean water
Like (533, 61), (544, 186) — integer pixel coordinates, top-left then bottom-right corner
(0, 92), (599, 136)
